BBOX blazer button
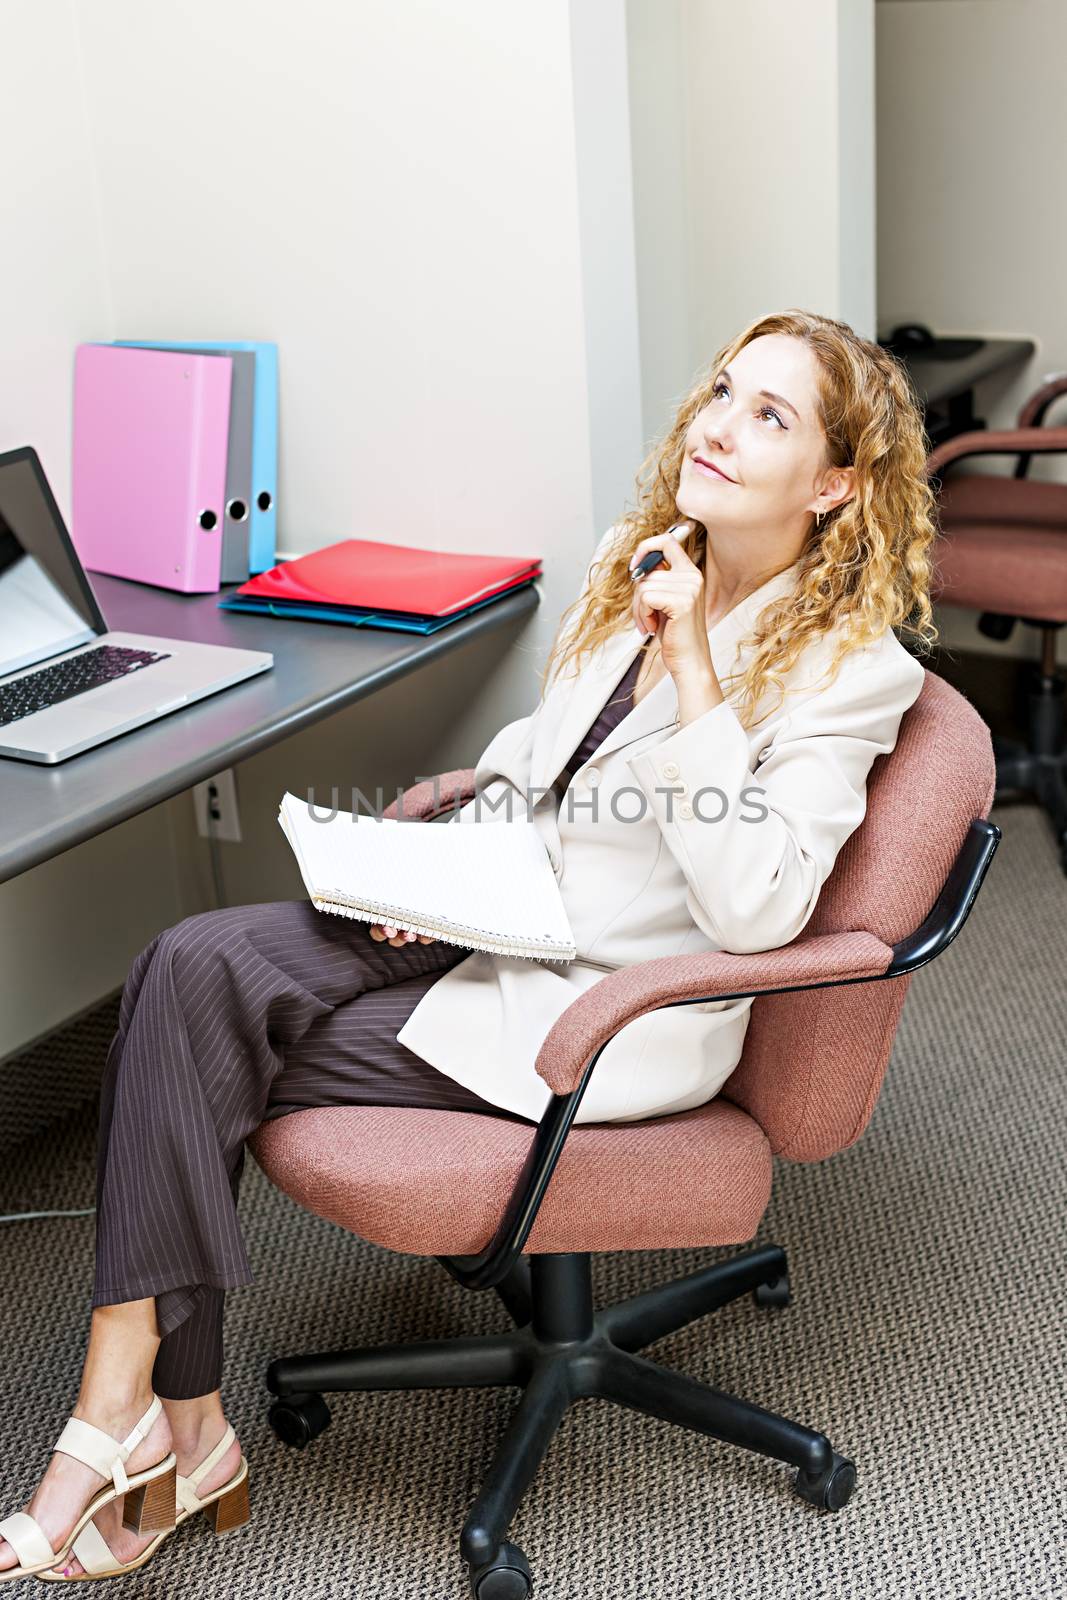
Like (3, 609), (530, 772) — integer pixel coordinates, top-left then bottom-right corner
(661, 760), (680, 780)
(585, 767), (601, 787)
(677, 801), (694, 820)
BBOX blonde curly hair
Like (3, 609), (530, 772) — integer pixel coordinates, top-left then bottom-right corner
(540, 308), (938, 729)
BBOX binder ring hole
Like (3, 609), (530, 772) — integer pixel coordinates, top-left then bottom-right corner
(227, 499), (249, 523)
(256, 491), (273, 513)
(198, 509), (218, 531)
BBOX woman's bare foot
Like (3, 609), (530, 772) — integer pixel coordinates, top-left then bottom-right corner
(48, 1414), (243, 1578)
(0, 1392), (171, 1578)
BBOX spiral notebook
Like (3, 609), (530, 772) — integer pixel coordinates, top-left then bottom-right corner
(278, 792), (577, 961)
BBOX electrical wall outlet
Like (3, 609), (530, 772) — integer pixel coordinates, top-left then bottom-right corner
(193, 769), (242, 844)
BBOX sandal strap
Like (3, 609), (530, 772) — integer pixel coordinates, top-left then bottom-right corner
(69, 1519), (119, 1577)
(52, 1394), (163, 1495)
(0, 1510), (57, 1568)
(176, 1424), (236, 1513)
(122, 1393), (163, 1454)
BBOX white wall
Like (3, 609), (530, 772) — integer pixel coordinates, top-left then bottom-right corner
(627, 0), (878, 448)
(0, 0), (643, 1059)
(876, 0), (1067, 663)
(76, 0), (603, 720)
(569, 0), (646, 534)
(625, 0), (692, 454)
(0, 0), (198, 1058)
(0, 0), (110, 507)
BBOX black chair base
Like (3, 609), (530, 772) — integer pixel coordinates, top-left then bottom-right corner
(266, 1248), (856, 1598)
(991, 659), (1067, 872)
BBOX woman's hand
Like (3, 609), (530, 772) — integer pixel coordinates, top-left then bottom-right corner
(628, 521), (716, 683)
(368, 923), (437, 947)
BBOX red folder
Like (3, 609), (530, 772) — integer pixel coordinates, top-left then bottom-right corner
(233, 538), (542, 618)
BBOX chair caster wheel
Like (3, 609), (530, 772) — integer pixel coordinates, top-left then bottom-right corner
(753, 1272), (791, 1309)
(793, 1452), (857, 1511)
(469, 1541), (533, 1599)
(268, 1391), (332, 1450)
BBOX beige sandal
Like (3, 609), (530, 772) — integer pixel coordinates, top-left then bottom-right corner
(0, 1394), (175, 1583)
(174, 1424), (250, 1536)
(33, 1519), (178, 1584)
(35, 1421), (248, 1583)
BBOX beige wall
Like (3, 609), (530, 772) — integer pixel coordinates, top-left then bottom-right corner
(682, 0), (876, 358)
(876, 0), (1066, 663)
(627, 0), (877, 447)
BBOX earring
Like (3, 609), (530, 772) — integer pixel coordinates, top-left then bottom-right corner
(815, 509), (825, 528)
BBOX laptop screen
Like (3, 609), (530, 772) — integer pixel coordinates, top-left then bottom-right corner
(0, 453), (101, 679)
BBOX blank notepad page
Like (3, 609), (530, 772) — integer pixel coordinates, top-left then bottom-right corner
(278, 792), (576, 961)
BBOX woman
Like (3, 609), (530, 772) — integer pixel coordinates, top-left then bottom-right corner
(0, 309), (936, 1581)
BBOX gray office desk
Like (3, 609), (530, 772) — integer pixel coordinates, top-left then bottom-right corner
(889, 336), (1037, 447)
(900, 336), (1036, 410)
(0, 576), (540, 885)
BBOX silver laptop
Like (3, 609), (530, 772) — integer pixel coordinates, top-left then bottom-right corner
(0, 446), (273, 764)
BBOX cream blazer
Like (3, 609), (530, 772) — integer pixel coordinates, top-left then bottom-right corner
(396, 526), (926, 1124)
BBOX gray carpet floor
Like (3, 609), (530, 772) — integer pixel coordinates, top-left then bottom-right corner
(0, 800), (1063, 1598)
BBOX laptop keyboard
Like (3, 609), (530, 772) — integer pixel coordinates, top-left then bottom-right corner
(0, 644), (172, 729)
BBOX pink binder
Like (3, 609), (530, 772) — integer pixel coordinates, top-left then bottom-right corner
(72, 344), (232, 593)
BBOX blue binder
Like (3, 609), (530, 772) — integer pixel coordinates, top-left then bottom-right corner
(114, 339), (277, 573)
(217, 581), (539, 634)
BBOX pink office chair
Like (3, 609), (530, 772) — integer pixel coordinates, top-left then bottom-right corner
(928, 371), (1067, 871)
(248, 669), (998, 1599)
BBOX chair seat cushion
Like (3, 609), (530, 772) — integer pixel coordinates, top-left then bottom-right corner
(247, 1100), (773, 1257)
(935, 474), (1067, 621)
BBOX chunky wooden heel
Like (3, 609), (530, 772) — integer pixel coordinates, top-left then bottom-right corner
(121, 1459), (177, 1534)
(204, 1470), (251, 1536)
(174, 1424), (251, 1539)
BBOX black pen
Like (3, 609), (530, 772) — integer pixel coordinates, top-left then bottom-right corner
(630, 549), (666, 580)
(628, 519), (695, 580)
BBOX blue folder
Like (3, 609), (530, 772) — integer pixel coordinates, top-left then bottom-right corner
(115, 339), (277, 574)
(217, 580), (538, 634)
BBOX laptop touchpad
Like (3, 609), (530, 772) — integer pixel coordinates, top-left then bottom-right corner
(82, 675), (190, 718)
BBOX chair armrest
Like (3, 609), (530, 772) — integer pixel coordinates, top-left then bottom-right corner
(533, 931), (893, 1097)
(926, 425), (1067, 480)
(381, 768), (477, 822)
(534, 816), (999, 1097)
(1017, 372), (1067, 429)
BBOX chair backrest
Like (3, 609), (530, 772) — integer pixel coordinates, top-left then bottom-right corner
(723, 670), (995, 1163)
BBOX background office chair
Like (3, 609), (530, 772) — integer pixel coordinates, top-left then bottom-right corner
(927, 372), (1067, 871)
(248, 670), (998, 1599)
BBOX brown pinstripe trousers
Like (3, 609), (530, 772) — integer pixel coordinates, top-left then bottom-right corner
(91, 904), (521, 1399)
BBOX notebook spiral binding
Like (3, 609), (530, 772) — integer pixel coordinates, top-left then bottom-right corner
(311, 893), (576, 962)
